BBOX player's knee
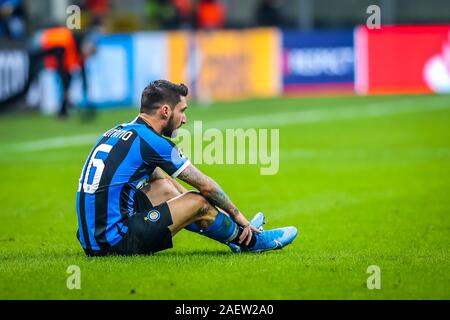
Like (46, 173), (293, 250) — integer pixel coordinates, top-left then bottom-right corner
(184, 191), (217, 228)
(185, 191), (214, 217)
(196, 209), (217, 229)
(151, 179), (180, 199)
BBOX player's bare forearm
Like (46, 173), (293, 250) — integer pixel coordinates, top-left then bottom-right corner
(178, 164), (260, 245)
(203, 179), (240, 216)
(202, 180), (253, 228)
(177, 164), (246, 223)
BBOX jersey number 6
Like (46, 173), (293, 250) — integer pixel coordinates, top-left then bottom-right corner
(78, 143), (113, 193)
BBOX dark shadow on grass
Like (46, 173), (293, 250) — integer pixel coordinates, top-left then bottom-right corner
(86, 249), (277, 259)
(85, 249), (234, 259)
(1, 247), (279, 262)
(157, 249), (233, 257)
(136, 249), (280, 258)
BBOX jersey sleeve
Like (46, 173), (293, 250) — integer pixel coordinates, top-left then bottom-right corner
(140, 132), (190, 178)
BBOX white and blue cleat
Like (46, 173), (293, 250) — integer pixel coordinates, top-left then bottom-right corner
(242, 226), (298, 253)
(228, 212), (298, 253)
(228, 212), (265, 253)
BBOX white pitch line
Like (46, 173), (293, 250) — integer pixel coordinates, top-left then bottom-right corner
(204, 98), (450, 129)
(8, 98), (450, 152)
(11, 133), (99, 152)
(281, 147), (450, 160)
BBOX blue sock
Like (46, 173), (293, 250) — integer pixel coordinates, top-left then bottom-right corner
(185, 211), (239, 243)
(185, 212), (257, 247)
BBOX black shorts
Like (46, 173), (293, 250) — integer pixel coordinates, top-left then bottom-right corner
(85, 190), (173, 257)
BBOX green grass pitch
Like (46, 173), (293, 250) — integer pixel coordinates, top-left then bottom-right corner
(0, 94), (449, 299)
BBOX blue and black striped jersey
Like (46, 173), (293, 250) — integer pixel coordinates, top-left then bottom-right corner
(76, 116), (190, 251)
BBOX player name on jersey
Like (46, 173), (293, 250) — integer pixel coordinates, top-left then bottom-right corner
(103, 128), (134, 141)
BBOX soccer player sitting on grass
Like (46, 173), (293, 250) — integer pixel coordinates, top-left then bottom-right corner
(76, 80), (298, 256)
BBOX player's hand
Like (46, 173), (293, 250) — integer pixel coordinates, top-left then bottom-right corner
(238, 224), (261, 246)
(232, 212), (261, 245)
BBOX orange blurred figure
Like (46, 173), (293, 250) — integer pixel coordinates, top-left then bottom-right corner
(196, 0), (225, 29)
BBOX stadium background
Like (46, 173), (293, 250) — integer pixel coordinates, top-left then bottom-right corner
(0, 0), (449, 299)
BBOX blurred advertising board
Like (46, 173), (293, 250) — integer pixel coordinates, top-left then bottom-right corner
(282, 30), (355, 94)
(35, 32), (166, 111)
(168, 28), (281, 101)
(48, 28), (280, 110)
(132, 32), (168, 105)
(0, 47), (28, 106)
(355, 25), (450, 94)
(76, 32), (166, 109)
(83, 33), (134, 107)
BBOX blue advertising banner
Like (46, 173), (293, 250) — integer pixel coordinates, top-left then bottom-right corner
(39, 34), (135, 112)
(84, 34), (134, 108)
(282, 30), (354, 92)
(132, 32), (168, 105)
(45, 32), (169, 111)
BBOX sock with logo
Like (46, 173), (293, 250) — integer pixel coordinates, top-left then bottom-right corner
(185, 211), (257, 247)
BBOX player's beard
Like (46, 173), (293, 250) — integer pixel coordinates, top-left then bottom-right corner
(162, 114), (178, 138)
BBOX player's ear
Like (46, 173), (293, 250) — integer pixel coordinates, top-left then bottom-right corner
(161, 104), (170, 118)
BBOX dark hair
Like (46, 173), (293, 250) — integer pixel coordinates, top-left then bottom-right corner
(140, 80), (188, 114)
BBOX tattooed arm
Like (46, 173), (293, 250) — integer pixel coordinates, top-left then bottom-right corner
(177, 163), (251, 228)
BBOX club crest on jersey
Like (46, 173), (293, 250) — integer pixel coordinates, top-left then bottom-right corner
(144, 209), (160, 222)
